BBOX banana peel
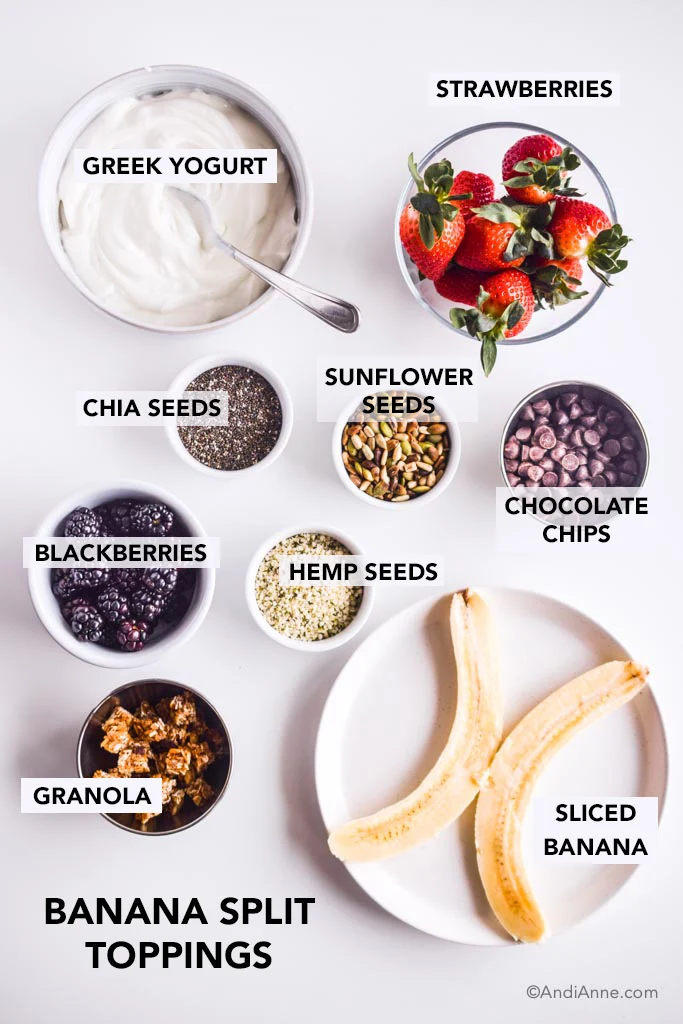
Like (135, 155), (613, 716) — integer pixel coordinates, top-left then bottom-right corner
(474, 660), (649, 943)
(328, 589), (503, 863)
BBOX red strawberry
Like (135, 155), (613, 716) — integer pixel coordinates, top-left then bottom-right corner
(435, 266), (490, 306)
(456, 201), (554, 272)
(399, 154), (471, 280)
(451, 170), (495, 221)
(450, 269), (534, 375)
(527, 256), (586, 309)
(549, 198), (631, 284)
(502, 134), (583, 205)
(456, 217), (523, 271)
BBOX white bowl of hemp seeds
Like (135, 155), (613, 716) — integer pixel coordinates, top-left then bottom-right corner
(245, 525), (375, 652)
(166, 354), (293, 476)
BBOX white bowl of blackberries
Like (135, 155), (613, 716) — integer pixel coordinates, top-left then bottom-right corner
(28, 482), (216, 667)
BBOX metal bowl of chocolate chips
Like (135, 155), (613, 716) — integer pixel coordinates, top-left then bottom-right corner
(501, 381), (650, 492)
(77, 679), (232, 836)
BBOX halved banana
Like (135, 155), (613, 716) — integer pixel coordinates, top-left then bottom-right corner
(475, 660), (649, 943)
(328, 589), (503, 863)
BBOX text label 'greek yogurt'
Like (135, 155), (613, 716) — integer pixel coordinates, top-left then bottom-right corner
(429, 74), (620, 106)
(279, 557), (444, 586)
(74, 149), (278, 183)
(77, 391), (230, 426)
(533, 797), (658, 864)
(24, 537), (221, 568)
(21, 778), (162, 814)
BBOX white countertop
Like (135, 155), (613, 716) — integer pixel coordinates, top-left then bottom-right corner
(2, 0), (682, 1020)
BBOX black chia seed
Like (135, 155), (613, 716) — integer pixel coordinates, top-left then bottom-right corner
(179, 365), (283, 471)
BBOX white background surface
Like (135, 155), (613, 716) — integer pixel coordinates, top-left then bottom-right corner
(1, 0), (682, 1020)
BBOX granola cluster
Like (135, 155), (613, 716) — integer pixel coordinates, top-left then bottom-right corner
(93, 692), (227, 828)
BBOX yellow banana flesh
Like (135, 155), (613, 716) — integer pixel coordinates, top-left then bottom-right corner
(328, 589), (503, 863)
(475, 660), (649, 943)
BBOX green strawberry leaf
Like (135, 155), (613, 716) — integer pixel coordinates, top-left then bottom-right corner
(505, 301), (525, 330)
(473, 202), (522, 226)
(481, 336), (497, 377)
(419, 216), (435, 250)
(408, 153), (423, 191)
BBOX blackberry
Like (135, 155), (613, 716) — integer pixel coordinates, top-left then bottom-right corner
(69, 567), (111, 590)
(141, 567), (178, 597)
(97, 586), (130, 625)
(64, 506), (104, 538)
(61, 596), (91, 622)
(116, 619), (149, 652)
(162, 585), (193, 625)
(130, 588), (166, 623)
(111, 567), (143, 590)
(71, 605), (105, 643)
(52, 569), (79, 599)
(101, 500), (134, 536)
(130, 502), (174, 537)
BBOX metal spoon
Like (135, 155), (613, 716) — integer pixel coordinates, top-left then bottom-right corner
(168, 187), (360, 333)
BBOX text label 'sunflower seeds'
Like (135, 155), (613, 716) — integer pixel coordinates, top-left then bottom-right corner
(178, 365), (282, 471)
(255, 533), (363, 641)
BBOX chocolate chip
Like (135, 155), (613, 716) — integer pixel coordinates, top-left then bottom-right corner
(504, 438), (520, 459)
(559, 470), (573, 486)
(581, 398), (596, 414)
(550, 446), (567, 463)
(520, 403), (535, 422)
(561, 392), (579, 408)
(621, 433), (636, 452)
(604, 468), (618, 485)
(589, 459), (604, 477)
(532, 399), (552, 417)
(542, 471), (558, 486)
(569, 403), (583, 421)
(528, 447), (544, 463)
(527, 464), (544, 482)
(561, 452), (580, 472)
(521, 444), (530, 461)
(570, 428), (584, 447)
(621, 457), (638, 476)
(552, 409), (569, 427)
(556, 424), (573, 441)
(592, 474), (607, 487)
(583, 429), (600, 447)
(507, 473), (521, 487)
(575, 465), (590, 481)
(518, 462), (532, 477)
(537, 428), (557, 450)
(597, 422), (609, 438)
(504, 459), (519, 473)
(581, 415), (597, 428)
(540, 457), (555, 471)
(516, 425), (532, 442)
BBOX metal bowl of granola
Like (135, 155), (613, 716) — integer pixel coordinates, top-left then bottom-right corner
(77, 679), (232, 835)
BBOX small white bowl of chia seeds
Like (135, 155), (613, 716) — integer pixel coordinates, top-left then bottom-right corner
(245, 525), (375, 652)
(166, 353), (293, 476)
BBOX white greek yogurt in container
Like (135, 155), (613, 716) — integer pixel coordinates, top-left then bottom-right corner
(57, 90), (297, 328)
(39, 66), (312, 333)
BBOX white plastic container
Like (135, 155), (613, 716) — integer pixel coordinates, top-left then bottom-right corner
(165, 353), (293, 477)
(27, 480), (216, 667)
(38, 65), (313, 333)
(245, 524), (375, 652)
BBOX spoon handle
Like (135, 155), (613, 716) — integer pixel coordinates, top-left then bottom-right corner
(230, 248), (360, 333)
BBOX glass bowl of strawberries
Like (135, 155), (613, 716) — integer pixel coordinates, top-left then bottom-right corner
(395, 122), (625, 375)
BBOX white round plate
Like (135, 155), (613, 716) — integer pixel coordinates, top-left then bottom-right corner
(315, 588), (668, 945)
